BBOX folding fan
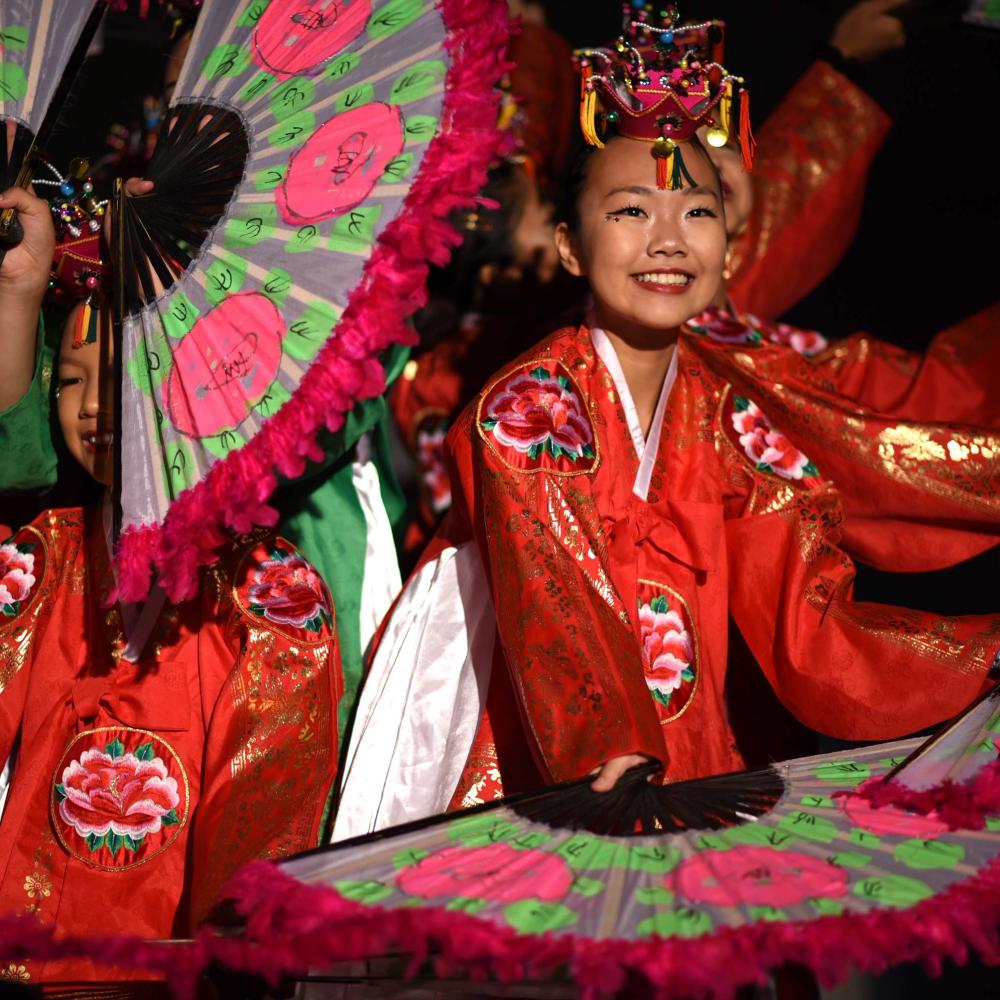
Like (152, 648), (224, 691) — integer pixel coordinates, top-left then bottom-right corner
(111, 0), (510, 600)
(0, 1), (103, 251)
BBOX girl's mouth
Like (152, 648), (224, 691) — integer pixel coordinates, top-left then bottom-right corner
(632, 270), (694, 295)
(82, 431), (114, 454)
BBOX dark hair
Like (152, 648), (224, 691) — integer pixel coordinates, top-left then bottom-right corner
(555, 131), (724, 234)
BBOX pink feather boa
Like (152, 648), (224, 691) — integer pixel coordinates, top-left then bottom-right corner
(115, 0), (513, 600)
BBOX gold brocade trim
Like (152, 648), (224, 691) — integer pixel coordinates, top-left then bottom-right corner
(457, 742), (503, 809)
(229, 536), (336, 648)
(804, 579), (996, 674)
(475, 358), (601, 478)
(638, 580), (701, 725)
(50, 727), (191, 873)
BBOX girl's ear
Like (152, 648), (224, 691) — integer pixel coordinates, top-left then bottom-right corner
(554, 222), (585, 278)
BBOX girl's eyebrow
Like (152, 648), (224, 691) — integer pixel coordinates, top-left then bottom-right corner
(604, 185), (655, 198)
(683, 185), (721, 201)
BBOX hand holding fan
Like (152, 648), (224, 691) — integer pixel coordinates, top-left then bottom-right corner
(112, 0), (511, 600)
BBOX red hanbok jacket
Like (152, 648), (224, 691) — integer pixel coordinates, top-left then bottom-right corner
(0, 507), (341, 983)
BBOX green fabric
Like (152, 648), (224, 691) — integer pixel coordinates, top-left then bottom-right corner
(276, 343), (409, 742)
(0, 316), (57, 495)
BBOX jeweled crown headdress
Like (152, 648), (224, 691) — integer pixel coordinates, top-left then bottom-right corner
(575, 2), (753, 189)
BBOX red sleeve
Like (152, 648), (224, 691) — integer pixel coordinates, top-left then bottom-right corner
(724, 452), (997, 742)
(187, 535), (342, 923)
(449, 405), (664, 783)
(727, 61), (891, 319)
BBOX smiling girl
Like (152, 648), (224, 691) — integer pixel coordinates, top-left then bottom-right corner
(333, 7), (999, 835)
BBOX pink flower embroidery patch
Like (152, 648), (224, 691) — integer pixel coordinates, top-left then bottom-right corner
(396, 843), (573, 904)
(479, 363), (596, 474)
(246, 541), (333, 633)
(51, 728), (189, 869)
(0, 540), (36, 616)
(637, 583), (698, 723)
(730, 396), (819, 481)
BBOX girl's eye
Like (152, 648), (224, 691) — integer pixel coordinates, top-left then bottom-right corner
(686, 207), (718, 219)
(57, 377), (83, 389)
(606, 203), (647, 219)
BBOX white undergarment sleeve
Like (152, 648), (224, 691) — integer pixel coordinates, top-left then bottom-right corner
(332, 541), (495, 841)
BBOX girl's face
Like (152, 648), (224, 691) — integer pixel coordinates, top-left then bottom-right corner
(555, 137), (726, 343)
(57, 305), (114, 487)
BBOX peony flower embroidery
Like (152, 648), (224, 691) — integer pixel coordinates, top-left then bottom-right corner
(416, 420), (452, 515)
(482, 367), (594, 463)
(731, 397), (818, 481)
(639, 595), (695, 709)
(55, 739), (180, 857)
(0, 541), (36, 616)
(757, 317), (828, 357)
(247, 546), (332, 632)
(687, 310), (762, 345)
(672, 846), (849, 907)
(396, 843), (573, 904)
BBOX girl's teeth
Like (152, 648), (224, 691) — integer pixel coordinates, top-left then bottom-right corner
(635, 273), (690, 285)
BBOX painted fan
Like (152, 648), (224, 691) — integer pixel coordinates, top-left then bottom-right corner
(208, 685), (1000, 998)
(0, 1), (103, 250)
(111, 0), (508, 600)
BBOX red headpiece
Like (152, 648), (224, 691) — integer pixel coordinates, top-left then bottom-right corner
(575, 2), (753, 189)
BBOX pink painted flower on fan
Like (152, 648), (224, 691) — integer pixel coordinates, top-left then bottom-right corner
(58, 748), (180, 841)
(482, 367), (594, 461)
(396, 843), (573, 904)
(730, 398), (816, 481)
(639, 599), (694, 699)
(839, 794), (950, 838)
(672, 846), (848, 907)
(687, 310), (759, 344)
(0, 543), (35, 612)
(247, 548), (331, 630)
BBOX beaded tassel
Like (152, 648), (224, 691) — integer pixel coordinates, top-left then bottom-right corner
(72, 297), (98, 349)
(580, 82), (605, 149)
(739, 87), (756, 172)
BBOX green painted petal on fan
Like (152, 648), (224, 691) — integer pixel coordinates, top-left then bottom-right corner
(204, 429), (246, 459)
(723, 825), (796, 850)
(325, 52), (361, 82)
(1, 26), (28, 51)
(127, 325), (172, 396)
(224, 204), (278, 250)
(286, 224), (322, 255)
(271, 77), (316, 121)
(777, 811), (838, 844)
(986, 712), (1000, 733)
(335, 83), (374, 113)
(390, 60), (447, 106)
(254, 166), (286, 192)
(507, 832), (552, 851)
(239, 71), (275, 103)
(446, 897), (490, 914)
(392, 848), (431, 869)
(877, 756), (907, 770)
(828, 852), (871, 869)
(893, 838), (965, 871)
(285, 301), (340, 361)
(799, 795), (835, 809)
(809, 897), (844, 916)
(404, 114), (438, 144)
(504, 900), (578, 935)
(749, 906), (788, 923)
(986, 817), (1000, 832)
(202, 44), (252, 80)
(382, 153), (415, 182)
(570, 876), (604, 897)
(268, 110), (316, 149)
(237, 0), (267, 27)
(852, 873), (934, 908)
(814, 761), (871, 786)
(0, 62), (28, 101)
(328, 204), (384, 254)
(256, 378), (292, 419)
(261, 267), (292, 308)
(694, 833), (729, 851)
(368, 0), (425, 39)
(555, 836), (680, 873)
(447, 814), (520, 847)
(636, 908), (712, 940)
(204, 253), (249, 306)
(163, 439), (197, 497)
(162, 292), (200, 339)
(336, 880), (394, 905)
(848, 827), (881, 847)
(635, 886), (675, 906)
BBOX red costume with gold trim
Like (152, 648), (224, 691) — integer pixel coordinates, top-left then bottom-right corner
(423, 323), (999, 808)
(0, 507), (341, 984)
(725, 60), (890, 319)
